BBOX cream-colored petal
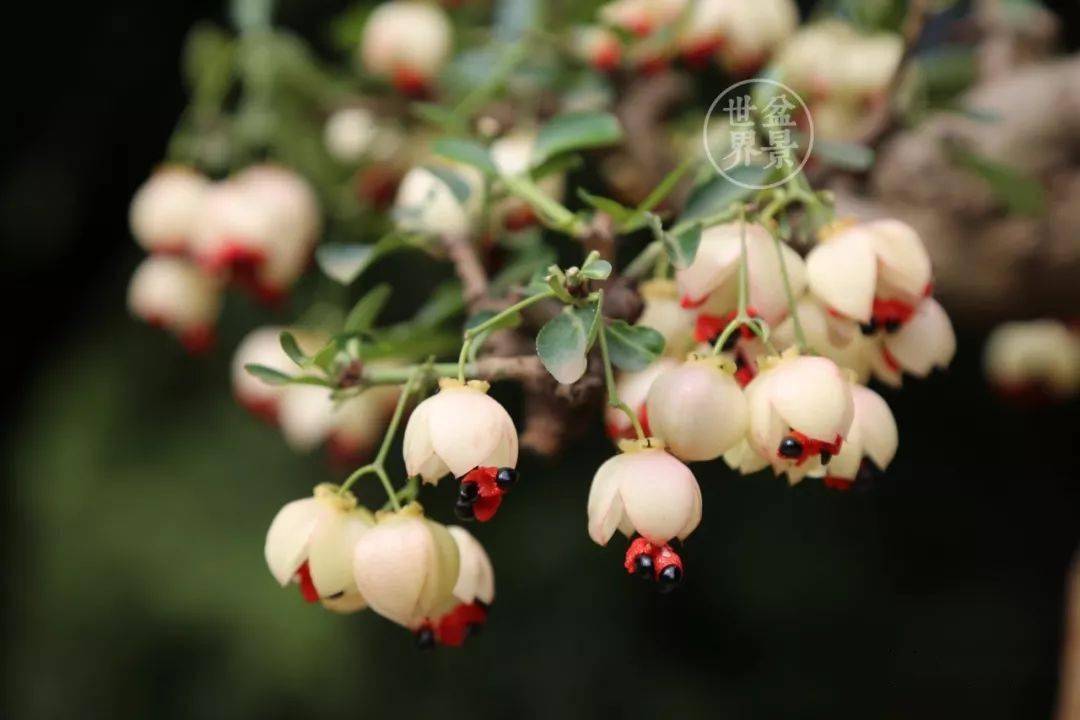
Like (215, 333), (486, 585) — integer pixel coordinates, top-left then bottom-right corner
(615, 449), (701, 544)
(675, 223), (744, 303)
(448, 526), (495, 605)
(824, 420), (863, 480)
(402, 396), (444, 482)
(427, 387), (517, 477)
(723, 438), (771, 474)
(885, 297), (955, 376)
(679, 474), (704, 540)
(278, 385), (336, 452)
(418, 519), (462, 621)
(806, 227), (877, 322)
(264, 497), (325, 586)
(308, 507), (374, 598)
(605, 360), (677, 434)
(321, 591), (367, 614)
(745, 371), (785, 459)
(587, 454), (628, 545)
(645, 361), (748, 461)
(867, 219), (931, 300)
(746, 230), (807, 326)
(851, 384), (898, 470)
(352, 515), (433, 628)
(767, 356), (854, 441)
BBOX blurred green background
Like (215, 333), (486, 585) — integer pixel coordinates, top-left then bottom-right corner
(2, 1), (1078, 719)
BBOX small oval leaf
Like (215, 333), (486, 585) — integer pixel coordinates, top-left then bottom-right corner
(536, 309), (588, 384)
(603, 320), (665, 371)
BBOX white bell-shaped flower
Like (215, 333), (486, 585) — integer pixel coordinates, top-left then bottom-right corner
(745, 352), (855, 484)
(823, 384), (898, 490)
(265, 484), (374, 613)
(676, 0), (730, 64)
(775, 20), (900, 102)
(393, 164), (484, 240)
(231, 326), (330, 423)
(570, 25), (622, 71)
(352, 504), (460, 630)
(983, 319), (1080, 400)
(773, 296), (873, 383)
(645, 356), (748, 461)
(360, 1), (452, 95)
(327, 384), (402, 462)
(868, 297), (956, 387)
(806, 219), (931, 327)
(129, 166), (208, 255)
(676, 221), (807, 328)
(127, 256), (221, 353)
(447, 526), (495, 607)
(605, 358), (678, 440)
(718, 0), (798, 74)
(637, 280), (696, 357)
(278, 385), (338, 453)
(403, 379), (518, 484)
(587, 442), (702, 547)
(324, 107), (378, 164)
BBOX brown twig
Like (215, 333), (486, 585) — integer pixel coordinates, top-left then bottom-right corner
(441, 232), (489, 306)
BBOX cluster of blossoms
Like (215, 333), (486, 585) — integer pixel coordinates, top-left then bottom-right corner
(127, 164), (320, 351)
(266, 486), (494, 648)
(572, 0), (798, 76)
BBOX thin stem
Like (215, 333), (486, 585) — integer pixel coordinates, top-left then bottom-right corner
(770, 226), (807, 351)
(596, 291), (646, 443)
(457, 289), (557, 381)
(502, 174), (586, 236)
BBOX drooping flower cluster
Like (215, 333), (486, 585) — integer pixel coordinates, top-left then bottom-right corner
(127, 164), (321, 350)
(266, 487), (495, 648)
(359, 0), (453, 96)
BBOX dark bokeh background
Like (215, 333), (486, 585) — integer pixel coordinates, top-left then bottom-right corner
(2, 2), (1079, 719)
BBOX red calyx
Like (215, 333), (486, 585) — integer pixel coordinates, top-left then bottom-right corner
(781, 431), (843, 466)
(434, 603), (489, 647)
(694, 309), (759, 344)
(392, 66), (429, 97)
(681, 36), (724, 68)
(592, 44), (622, 72)
(238, 394), (279, 425)
(179, 325), (215, 355)
(822, 476), (854, 491)
(503, 204), (538, 231)
(462, 467), (503, 522)
(606, 403), (650, 441)
(881, 347), (901, 374)
(295, 561), (320, 603)
(680, 294), (708, 310)
(871, 297), (916, 327)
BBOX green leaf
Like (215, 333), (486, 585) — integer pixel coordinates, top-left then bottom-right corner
(575, 302), (601, 350)
(344, 284), (392, 333)
(536, 309), (589, 384)
(432, 138), (497, 175)
(494, 0), (542, 41)
(423, 165), (472, 205)
(811, 138), (875, 172)
(411, 102), (466, 132)
(577, 188), (635, 222)
(315, 235), (407, 285)
(678, 167), (770, 225)
(244, 363), (293, 386)
(603, 320), (665, 371)
(663, 223), (702, 270)
(182, 24), (235, 114)
(533, 112), (623, 167)
(580, 254), (613, 280)
(311, 339), (342, 372)
(328, 4), (373, 53)
(948, 146), (1046, 217)
(279, 332), (309, 367)
(413, 281), (466, 327)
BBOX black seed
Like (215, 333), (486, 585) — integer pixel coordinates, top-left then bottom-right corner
(326, 591), (345, 600)
(454, 499), (476, 521)
(495, 467), (518, 491)
(819, 450), (832, 465)
(884, 319), (901, 334)
(778, 436), (803, 458)
(657, 565), (683, 593)
(633, 553), (655, 580)
(465, 622), (484, 638)
(458, 481), (479, 501)
(415, 627), (436, 650)
(721, 332), (738, 351)
(860, 320), (877, 336)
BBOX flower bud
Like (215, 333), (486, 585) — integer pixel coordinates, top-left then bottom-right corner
(868, 297), (956, 387)
(677, 221), (807, 328)
(806, 218), (931, 327)
(983, 319), (1080, 401)
(127, 256), (221, 353)
(645, 357), (748, 461)
(605, 359), (678, 440)
(745, 353), (855, 484)
(278, 385), (338, 453)
(231, 326), (329, 423)
(587, 442), (701, 547)
(360, 1), (452, 95)
(823, 384), (898, 490)
(393, 164), (484, 239)
(265, 484), (374, 612)
(352, 504), (460, 630)
(129, 166), (208, 255)
(403, 379), (518, 484)
(324, 107), (378, 164)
